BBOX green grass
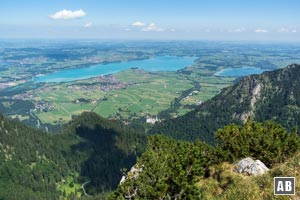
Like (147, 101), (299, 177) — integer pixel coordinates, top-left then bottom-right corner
(10, 114), (29, 121)
(56, 172), (82, 199)
(33, 69), (235, 124)
(35, 102), (95, 124)
(197, 152), (300, 200)
(94, 71), (194, 118)
(35, 83), (106, 124)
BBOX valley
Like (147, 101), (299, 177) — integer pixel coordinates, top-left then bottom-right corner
(1, 41), (299, 131)
(1, 40), (300, 199)
(1, 1), (300, 199)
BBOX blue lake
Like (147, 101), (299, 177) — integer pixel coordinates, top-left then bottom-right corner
(35, 56), (196, 83)
(215, 66), (266, 77)
(0, 61), (9, 66)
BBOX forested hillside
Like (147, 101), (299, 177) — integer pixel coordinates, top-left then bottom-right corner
(151, 64), (300, 144)
(0, 112), (146, 199)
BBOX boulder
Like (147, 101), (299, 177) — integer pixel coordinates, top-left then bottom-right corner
(119, 164), (143, 185)
(236, 157), (269, 175)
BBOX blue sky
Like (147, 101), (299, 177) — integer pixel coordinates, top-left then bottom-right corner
(0, 0), (299, 41)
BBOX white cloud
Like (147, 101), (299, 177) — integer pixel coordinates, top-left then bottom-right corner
(131, 21), (145, 27)
(84, 22), (92, 28)
(50, 9), (86, 20)
(278, 27), (289, 32)
(231, 28), (246, 32)
(255, 28), (268, 33)
(141, 23), (164, 32)
(278, 28), (298, 33)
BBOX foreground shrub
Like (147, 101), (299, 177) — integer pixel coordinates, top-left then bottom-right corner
(215, 120), (300, 166)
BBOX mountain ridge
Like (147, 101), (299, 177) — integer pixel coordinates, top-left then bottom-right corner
(151, 63), (300, 144)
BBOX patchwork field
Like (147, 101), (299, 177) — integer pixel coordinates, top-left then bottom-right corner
(94, 70), (193, 118)
(34, 84), (106, 124)
(32, 68), (235, 125)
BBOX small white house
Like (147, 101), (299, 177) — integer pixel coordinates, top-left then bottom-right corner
(146, 116), (160, 124)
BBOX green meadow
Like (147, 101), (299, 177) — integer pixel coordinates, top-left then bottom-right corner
(34, 69), (235, 125)
(94, 71), (193, 118)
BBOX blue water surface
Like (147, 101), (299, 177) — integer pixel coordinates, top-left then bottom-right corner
(0, 61), (9, 66)
(36, 56), (196, 83)
(215, 66), (265, 77)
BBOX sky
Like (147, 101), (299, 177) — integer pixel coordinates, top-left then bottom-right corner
(0, 0), (299, 41)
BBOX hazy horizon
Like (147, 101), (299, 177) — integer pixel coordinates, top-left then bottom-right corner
(1, 0), (299, 41)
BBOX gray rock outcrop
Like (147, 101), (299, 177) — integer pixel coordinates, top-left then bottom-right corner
(236, 157), (269, 176)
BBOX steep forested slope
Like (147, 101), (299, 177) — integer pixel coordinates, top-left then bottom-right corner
(0, 114), (62, 199)
(151, 64), (300, 144)
(0, 112), (146, 199)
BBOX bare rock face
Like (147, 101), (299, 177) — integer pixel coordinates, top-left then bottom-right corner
(236, 157), (269, 176)
(119, 164), (143, 185)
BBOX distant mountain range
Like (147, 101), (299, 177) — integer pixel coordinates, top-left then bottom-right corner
(151, 64), (300, 144)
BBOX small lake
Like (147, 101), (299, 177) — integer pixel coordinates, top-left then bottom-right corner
(215, 66), (265, 77)
(35, 56), (196, 83)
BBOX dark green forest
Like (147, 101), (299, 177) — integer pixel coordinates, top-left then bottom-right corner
(0, 112), (146, 199)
